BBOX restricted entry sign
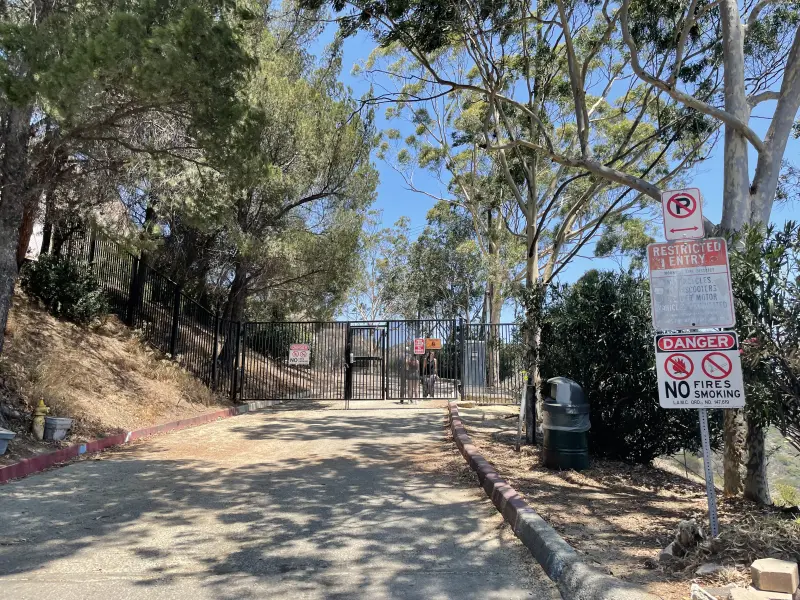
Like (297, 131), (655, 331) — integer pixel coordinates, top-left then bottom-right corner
(648, 238), (735, 330)
(655, 332), (745, 409)
(662, 188), (704, 241)
(413, 338), (425, 355)
(288, 343), (311, 365)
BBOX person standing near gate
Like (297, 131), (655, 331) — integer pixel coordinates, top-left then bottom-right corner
(400, 346), (417, 403)
(422, 350), (438, 398)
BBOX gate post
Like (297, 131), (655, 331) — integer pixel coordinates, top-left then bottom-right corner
(344, 323), (352, 407)
(211, 310), (220, 389)
(126, 255), (139, 326)
(169, 286), (181, 357)
(231, 322), (242, 403)
(458, 317), (465, 400)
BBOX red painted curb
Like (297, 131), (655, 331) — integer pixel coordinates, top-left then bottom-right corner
(0, 405), (245, 484)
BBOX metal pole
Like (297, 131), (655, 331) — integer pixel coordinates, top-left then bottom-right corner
(169, 287), (181, 357)
(698, 408), (720, 537)
(211, 311), (220, 389)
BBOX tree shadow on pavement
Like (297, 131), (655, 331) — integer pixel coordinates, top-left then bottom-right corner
(0, 410), (552, 600)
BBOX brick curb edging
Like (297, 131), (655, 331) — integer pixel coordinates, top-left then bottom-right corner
(0, 400), (280, 484)
(447, 402), (661, 600)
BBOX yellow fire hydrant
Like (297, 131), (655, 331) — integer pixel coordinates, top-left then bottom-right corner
(31, 399), (49, 441)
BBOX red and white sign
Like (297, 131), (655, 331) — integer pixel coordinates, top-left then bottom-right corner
(288, 343), (311, 366)
(655, 333), (744, 409)
(413, 338), (425, 355)
(647, 238), (736, 330)
(662, 188), (704, 241)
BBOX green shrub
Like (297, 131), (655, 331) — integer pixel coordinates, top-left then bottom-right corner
(21, 254), (108, 325)
(540, 270), (722, 464)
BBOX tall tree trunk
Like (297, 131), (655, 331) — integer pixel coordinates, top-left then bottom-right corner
(749, 25), (800, 225)
(40, 192), (54, 255)
(743, 420), (772, 504)
(487, 206), (502, 387)
(219, 262), (248, 367)
(0, 105), (34, 356)
(16, 194), (39, 268)
(130, 203), (158, 320)
(723, 409), (746, 496)
(719, 0), (750, 497)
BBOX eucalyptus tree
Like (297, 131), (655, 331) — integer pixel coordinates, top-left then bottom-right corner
(307, 0), (800, 502)
(341, 212), (415, 320)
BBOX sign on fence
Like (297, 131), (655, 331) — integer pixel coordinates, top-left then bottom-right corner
(655, 332), (744, 409)
(647, 238), (735, 330)
(662, 188), (704, 241)
(288, 343), (311, 366)
(424, 338), (442, 350)
(413, 338), (425, 355)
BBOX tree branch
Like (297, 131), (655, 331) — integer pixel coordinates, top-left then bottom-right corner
(620, 0), (766, 153)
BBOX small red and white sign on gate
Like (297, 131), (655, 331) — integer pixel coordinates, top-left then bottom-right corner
(655, 332), (744, 409)
(662, 188), (704, 241)
(288, 343), (311, 366)
(413, 338), (425, 355)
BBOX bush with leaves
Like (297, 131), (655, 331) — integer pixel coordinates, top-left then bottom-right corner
(540, 270), (722, 464)
(20, 255), (108, 325)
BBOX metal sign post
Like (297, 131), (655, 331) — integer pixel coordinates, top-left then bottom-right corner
(698, 408), (720, 537)
(648, 188), (741, 540)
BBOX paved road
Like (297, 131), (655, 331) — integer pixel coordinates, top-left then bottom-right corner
(0, 403), (558, 599)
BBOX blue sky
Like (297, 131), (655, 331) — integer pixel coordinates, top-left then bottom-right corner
(326, 30), (800, 285)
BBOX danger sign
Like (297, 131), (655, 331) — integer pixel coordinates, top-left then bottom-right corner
(655, 333), (744, 409)
(288, 343), (311, 366)
(425, 338), (442, 350)
(662, 188), (704, 241)
(648, 238), (736, 330)
(413, 338), (425, 355)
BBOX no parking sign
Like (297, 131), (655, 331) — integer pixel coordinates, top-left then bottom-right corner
(655, 332), (744, 409)
(662, 188), (704, 241)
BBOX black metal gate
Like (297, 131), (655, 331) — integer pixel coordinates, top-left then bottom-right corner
(238, 319), (524, 404)
(51, 226), (524, 406)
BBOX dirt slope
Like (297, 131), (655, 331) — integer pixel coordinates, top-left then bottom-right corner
(0, 293), (231, 465)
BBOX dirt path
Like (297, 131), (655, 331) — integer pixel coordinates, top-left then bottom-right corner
(0, 404), (558, 600)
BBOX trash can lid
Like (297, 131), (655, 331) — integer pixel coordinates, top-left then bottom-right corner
(546, 377), (587, 406)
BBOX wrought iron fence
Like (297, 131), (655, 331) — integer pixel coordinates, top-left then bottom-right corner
(51, 228), (526, 405)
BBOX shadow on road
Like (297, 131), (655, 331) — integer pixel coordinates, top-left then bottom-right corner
(0, 409), (546, 599)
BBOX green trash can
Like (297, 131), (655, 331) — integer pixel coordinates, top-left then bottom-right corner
(542, 377), (590, 471)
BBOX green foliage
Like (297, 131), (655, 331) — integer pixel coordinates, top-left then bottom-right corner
(730, 223), (800, 451)
(541, 270), (721, 464)
(20, 255), (108, 325)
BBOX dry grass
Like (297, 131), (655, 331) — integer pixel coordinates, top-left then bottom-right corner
(682, 503), (800, 570)
(0, 293), (229, 465)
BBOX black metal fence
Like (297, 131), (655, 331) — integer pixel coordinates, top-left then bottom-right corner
(57, 229), (239, 398)
(53, 229), (525, 405)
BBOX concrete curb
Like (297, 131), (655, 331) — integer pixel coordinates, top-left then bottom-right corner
(0, 400), (281, 484)
(447, 401), (661, 600)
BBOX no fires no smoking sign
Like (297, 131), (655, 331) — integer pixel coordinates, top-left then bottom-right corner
(655, 332), (745, 409)
(661, 188), (704, 241)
